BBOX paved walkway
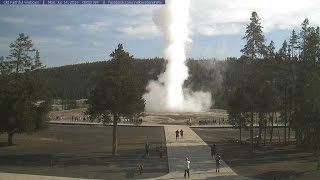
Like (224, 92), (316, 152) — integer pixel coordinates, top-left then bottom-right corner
(148, 125), (254, 180)
(0, 125), (255, 180)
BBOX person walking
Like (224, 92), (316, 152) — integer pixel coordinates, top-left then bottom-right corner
(215, 153), (221, 172)
(145, 142), (150, 158)
(184, 157), (190, 178)
(175, 129), (179, 141)
(180, 129), (184, 138)
(211, 144), (217, 158)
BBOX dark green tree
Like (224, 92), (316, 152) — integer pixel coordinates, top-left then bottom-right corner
(87, 44), (145, 156)
(266, 41), (276, 60)
(6, 33), (35, 77)
(0, 56), (6, 74)
(299, 19), (310, 61)
(289, 30), (299, 60)
(293, 68), (320, 169)
(241, 11), (266, 60)
(278, 40), (289, 60)
(238, 11), (267, 151)
(0, 33), (50, 145)
(228, 87), (249, 143)
(32, 50), (44, 70)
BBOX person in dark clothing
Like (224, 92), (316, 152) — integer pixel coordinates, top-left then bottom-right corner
(145, 143), (149, 158)
(211, 144), (217, 158)
(175, 130), (179, 141)
(180, 129), (184, 138)
(139, 164), (143, 174)
(215, 154), (221, 172)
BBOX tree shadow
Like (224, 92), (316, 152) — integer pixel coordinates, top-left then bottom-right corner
(0, 142), (9, 148)
(0, 146), (169, 179)
(253, 170), (297, 180)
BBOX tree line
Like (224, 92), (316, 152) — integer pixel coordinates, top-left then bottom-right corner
(34, 57), (228, 108)
(226, 12), (320, 170)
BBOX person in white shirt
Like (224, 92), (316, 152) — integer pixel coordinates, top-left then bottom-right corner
(184, 157), (190, 178)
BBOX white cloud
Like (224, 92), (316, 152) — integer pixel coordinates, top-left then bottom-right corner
(80, 21), (110, 33)
(101, 0), (320, 37)
(0, 36), (13, 55)
(92, 41), (104, 47)
(0, 16), (27, 24)
(190, 0), (320, 36)
(117, 23), (159, 37)
(115, 9), (160, 38)
(195, 23), (245, 36)
(53, 25), (72, 33)
(32, 37), (73, 53)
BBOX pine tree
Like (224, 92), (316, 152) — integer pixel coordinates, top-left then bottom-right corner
(299, 19), (310, 61)
(0, 33), (50, 145)
(266, 41), (276, 60)
(87, 44), (145, 156)
(32, 50), (44, 70)
(6, 33), (35, 76)
(289, 30), (299, 60)
(241, 11), (266, 60)
(279, 40), (289, 60)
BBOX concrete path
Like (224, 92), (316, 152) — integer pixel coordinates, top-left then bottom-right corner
(149, 125), (254, 180)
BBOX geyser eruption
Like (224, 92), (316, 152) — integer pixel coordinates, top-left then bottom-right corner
(143, 0), (212, 112)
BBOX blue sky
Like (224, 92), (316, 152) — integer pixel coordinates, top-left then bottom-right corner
(0, 0), (319, 67)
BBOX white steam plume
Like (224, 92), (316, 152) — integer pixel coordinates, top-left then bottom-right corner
(143, 0), (212, 112)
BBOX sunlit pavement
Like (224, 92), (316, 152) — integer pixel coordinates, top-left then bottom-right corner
(145, 125), (255, 180)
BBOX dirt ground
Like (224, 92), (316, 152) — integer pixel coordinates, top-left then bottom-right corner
(193, 128), (320, 180)
(0, 125), (168, 179)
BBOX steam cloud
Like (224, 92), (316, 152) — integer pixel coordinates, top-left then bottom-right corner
(143, 0), (212, 112)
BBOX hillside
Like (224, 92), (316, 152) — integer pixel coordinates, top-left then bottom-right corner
(38, 58), (228, 108)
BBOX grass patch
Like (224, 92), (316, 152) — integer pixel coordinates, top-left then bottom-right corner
(193, 127), (319, 180)
(0, 125), (168, 179)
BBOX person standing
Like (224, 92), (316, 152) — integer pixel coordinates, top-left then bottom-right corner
(139, 164), (143, 175)
(215, 153), (221, 172)
(145, 142), (149, 158)
(184, 157), (190, 178)
(175, 129), (179, 141)
(180, 129), (184, 138)
(211, 144), (217, 158)
(187, 118), (191, 126)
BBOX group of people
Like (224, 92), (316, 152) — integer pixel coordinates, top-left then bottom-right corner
(183, 144), (221, 178)
(173, 127), (222, 177)
(175, 129), (184, 140)
(186, 119), (192, 126)
(198, 118), (226, 125)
